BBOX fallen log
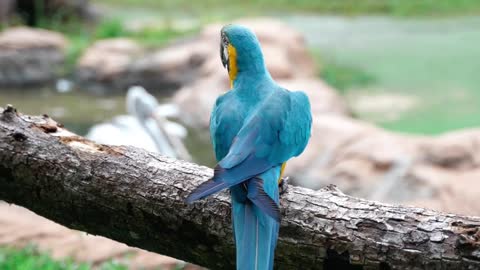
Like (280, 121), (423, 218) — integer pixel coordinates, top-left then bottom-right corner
(0, 105), (479, 270)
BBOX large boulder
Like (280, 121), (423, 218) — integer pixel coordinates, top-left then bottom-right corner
(0, 27), (67, 87)
(75, 38), (207, 95)
(286, 114), (480, 216)
(76, 38), (143, 95)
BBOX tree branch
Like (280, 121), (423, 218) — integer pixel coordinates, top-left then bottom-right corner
(0, 105), (479, 270)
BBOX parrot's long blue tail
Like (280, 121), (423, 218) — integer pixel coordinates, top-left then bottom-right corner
(232, 167), (280, 270)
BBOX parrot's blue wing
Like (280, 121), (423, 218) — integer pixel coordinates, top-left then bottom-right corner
(222, 89), (311, 166)
(187, 89), (311, 208)
(279, 91), (312, 158)
(184, 170), (229, 204)
(253, 90), (312, 163)
(185, 152), (272, 203)
(186, 115), (275, 212)
(218, 125), (260, 169)
(209, 91), (244, 161)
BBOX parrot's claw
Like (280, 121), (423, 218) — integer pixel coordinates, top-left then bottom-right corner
(279, 176), (290, 195)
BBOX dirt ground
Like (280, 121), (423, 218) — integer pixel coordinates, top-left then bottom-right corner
(0, 202), (202, 269)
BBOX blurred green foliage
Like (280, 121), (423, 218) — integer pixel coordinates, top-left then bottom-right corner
(94, 18), (198, 48)
(315, 54), (376, 93)
(322, 64), (375, 92)
(0, 246), (127, 270)
(97, 0), (480, 16)
(64, 34), (90, 73)
(94, 18), (128, 39)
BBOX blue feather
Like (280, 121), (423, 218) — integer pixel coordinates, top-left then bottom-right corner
(186, 154), (273, 203)
(247, 177), (280, 222)
(185, 177), (229, 203)
(233, 167), (280, 270)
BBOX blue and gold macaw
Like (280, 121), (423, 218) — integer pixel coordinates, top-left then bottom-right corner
(186, 24), (312, 270)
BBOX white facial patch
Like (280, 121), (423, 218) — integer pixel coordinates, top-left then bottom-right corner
(223, 46), (229, 64)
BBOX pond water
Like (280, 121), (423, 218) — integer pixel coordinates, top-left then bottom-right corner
(0, 88), (125, 135)
(0, 88), (216, 166)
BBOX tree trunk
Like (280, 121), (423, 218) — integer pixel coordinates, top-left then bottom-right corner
(6, 0), (94, 26)
(0, 0), (15, 25)
(0, 105), (479, 270)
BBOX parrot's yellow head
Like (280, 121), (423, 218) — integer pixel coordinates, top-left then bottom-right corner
(220, 24), (267, 88)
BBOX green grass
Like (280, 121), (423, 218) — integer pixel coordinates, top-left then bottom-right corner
(0, 246), (127, 270)
(315, 53), (376, 93)
(96, 0), (480, 17)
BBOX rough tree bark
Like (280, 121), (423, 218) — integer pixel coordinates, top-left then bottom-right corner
(0, 105), (479, 270)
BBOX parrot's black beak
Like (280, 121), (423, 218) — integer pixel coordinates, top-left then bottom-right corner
(221, 44), (228, 70)
(220, 32), (229, 71)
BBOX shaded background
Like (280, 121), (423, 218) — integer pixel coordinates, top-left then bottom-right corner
(1, 0), (480, 269)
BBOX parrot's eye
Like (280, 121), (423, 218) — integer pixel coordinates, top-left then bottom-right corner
(222, 35), (229, 46)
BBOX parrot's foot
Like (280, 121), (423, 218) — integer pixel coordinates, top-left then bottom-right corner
(279, 176), (290, 195)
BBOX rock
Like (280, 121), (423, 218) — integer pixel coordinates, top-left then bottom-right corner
(278, 79), (349, 116)
(0, 27), (67, 87)
(76, 38), (143, 95)
(173, 77), (227, 128)
(286, 114), (480, 216)
(126, 42), (207, 94)
(75, 38), (208, 95)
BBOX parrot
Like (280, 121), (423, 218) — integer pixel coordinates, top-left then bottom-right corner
(186, 24), (312, 270)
